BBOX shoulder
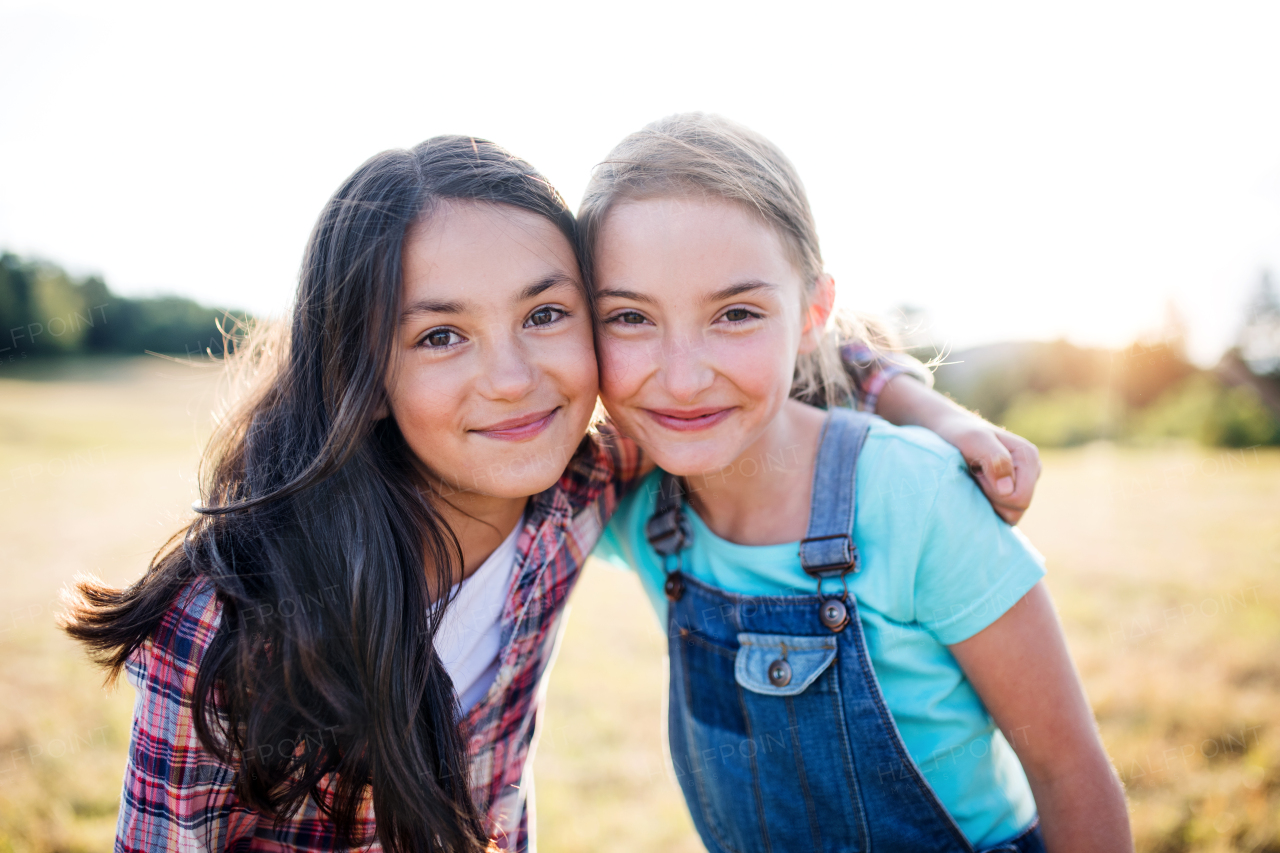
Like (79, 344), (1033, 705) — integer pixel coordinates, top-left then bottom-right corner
(117, 578), (246, 848)
(552, 429), (644, 515)
(594, 469), (665, 573)
(599, 469), (663, 549)
(128, 577), (223, 696)
(863, 417), (965, 467)
(853, 421), (1046, 643)
(855, 418), (971, 515)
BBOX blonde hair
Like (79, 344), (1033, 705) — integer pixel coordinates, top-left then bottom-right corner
(578, 112), (874, 408)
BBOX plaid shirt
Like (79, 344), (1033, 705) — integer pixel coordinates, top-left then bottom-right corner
(115, 347), (915, 852)
(117, 432), (640, 853)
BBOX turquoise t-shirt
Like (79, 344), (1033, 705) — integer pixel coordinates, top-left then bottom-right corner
(594, 420), (1044, 846)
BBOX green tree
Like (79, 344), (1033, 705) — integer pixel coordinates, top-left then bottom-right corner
(0, 251), (246, 359)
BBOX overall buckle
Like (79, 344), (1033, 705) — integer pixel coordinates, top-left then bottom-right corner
(800, 535), (858, 633)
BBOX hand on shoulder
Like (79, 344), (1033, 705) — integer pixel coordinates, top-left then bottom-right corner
(930, 414), (1041, 525)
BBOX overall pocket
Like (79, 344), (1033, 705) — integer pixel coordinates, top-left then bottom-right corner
(734, 632), (868, 853)
(735, 633), (838, 696)
(673, 629), (869, 853)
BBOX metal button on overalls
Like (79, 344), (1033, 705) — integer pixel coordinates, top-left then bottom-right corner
(820, 597), (849, 631)
(767, 659), (792, 687)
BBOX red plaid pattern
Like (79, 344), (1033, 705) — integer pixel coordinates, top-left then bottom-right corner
(840, 341), (933, 412)
(116, 433), (641, 853)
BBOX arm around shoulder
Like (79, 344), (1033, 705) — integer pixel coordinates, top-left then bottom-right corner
(872, 371), (1041, 525)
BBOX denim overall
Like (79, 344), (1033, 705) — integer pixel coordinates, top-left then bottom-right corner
(645, 409), (1044, 853)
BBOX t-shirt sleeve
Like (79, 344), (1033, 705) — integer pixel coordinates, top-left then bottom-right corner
(592, 474), (651, 572)
(911, 454), (1047, 646)
(589, 472), (673, 625)
(594, 512), (633, 572)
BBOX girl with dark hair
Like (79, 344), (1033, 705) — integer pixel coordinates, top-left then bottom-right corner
(63, 134), (1041, 852)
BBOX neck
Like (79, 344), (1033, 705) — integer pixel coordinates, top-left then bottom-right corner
(429, 485), (527, 588)
(684, 399), (828, 546)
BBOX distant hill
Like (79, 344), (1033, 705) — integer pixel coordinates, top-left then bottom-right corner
(0, 252), (248, 361)
(926, 339), (1123, 422)
(919, 338), (1279, 448)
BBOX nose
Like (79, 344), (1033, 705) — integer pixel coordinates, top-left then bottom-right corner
(659, 331), (715, 403)
(478, 333), (538, 402)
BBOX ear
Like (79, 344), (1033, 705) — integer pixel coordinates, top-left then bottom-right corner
(798, 273), (836, 354)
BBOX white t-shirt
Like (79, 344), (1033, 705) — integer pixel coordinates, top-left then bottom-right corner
(434, 521), (521, 714)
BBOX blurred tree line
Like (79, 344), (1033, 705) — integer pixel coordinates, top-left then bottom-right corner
(0, 251), (245, 360)
(928, 275), (1280, 448)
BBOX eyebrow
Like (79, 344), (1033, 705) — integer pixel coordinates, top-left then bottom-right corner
(400, 273), (579, 322)
(401, 297), (465, 318)
(704, 281), (778, 303)
(517, 273), (577, 302)
(596, 287), (657, 305)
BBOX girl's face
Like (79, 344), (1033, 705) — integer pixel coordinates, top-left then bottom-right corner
(594, 195), (817, 476)
(386, 200), (598, 502)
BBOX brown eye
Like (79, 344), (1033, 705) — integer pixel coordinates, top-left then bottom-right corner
(620, 311), (647, 324)
(423, 328), (459, 348)
(723, 308), (753, 322)
(527, 307), (562, 327)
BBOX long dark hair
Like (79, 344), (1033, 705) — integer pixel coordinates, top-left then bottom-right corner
(62, 136), (577, 852)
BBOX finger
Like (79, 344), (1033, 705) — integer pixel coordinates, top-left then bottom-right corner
(966, 434), (1016, 501)
(984, 442), (1016, 498)
(996, 433), (1042, 523)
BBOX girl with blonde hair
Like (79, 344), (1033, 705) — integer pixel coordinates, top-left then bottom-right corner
(588, 114), (1130, 852)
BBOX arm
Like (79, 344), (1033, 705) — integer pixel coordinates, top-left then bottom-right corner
(116, 585), (261, 852)
(117, 709), (255, 852)
(836, 337), (1040, 524)
(117, 581), (393, 852)
(873, 374), (1041, 524)
(949, 582), (1132, 853)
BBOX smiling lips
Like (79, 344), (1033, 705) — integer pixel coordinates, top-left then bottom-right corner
(643, 406), (735, 432)
(473, 408), (559, 441)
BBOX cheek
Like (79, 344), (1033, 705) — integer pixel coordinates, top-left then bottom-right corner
(598, 333), (665, 406)
(391, 369), (466, 452)
(539, 325), (600, 407)
(716, 325), (799, 403)
(564, 345), (600, 406)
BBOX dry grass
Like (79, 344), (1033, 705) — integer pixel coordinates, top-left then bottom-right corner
(1014, 444), (1280, 852)
(0, 357), (225, 852)
(0, 357), (1277, 852)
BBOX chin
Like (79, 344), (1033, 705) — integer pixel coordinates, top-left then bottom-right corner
(625, 421), (748, 481)
(478, 446), (575, 497)
(644, 446), (734, 481)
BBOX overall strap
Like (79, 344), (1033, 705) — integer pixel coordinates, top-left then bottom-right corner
(645, 471), (692, 601)
(799, 409), (874, 579)
(646, 472), (690, 557)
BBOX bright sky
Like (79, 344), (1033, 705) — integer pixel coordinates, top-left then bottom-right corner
(2, 1), (1278, 365)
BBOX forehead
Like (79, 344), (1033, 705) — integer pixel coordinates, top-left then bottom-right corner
(402, 199), (580, 299)
(596, 195), (799, 286)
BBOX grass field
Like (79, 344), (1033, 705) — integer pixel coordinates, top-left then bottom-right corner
(1, 357), (1277, 852)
